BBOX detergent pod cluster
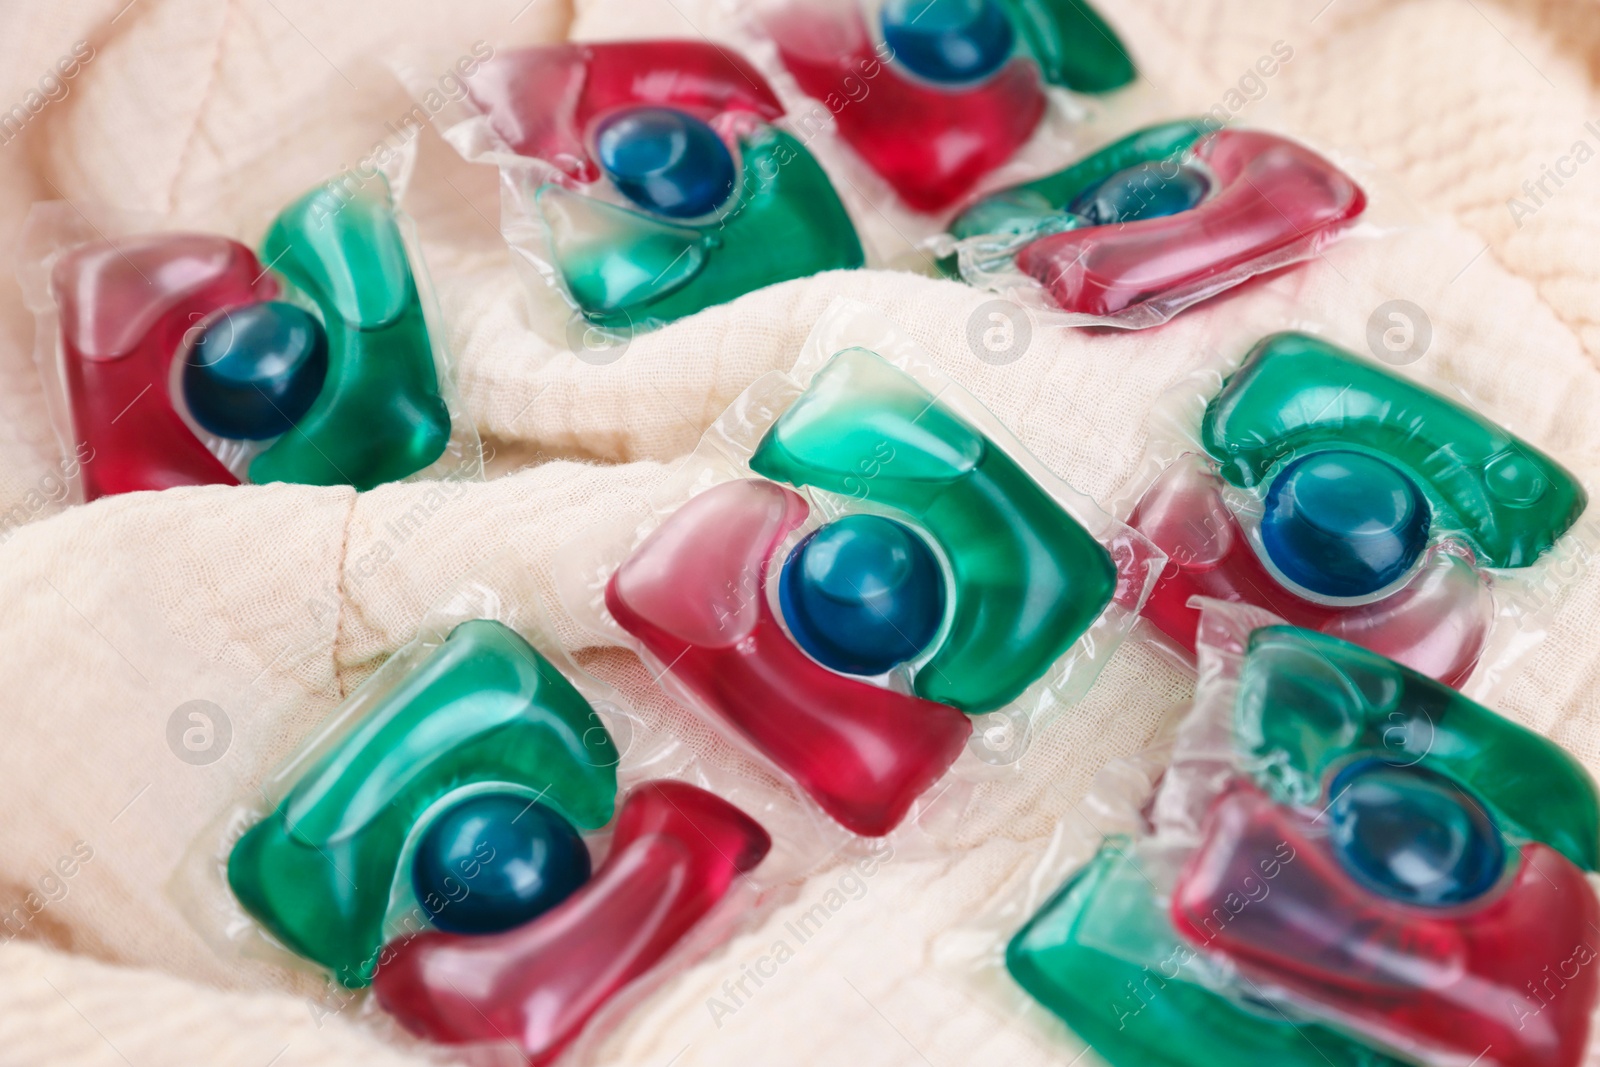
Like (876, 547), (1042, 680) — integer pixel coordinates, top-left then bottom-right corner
(182, 569), (792, 1066)
(1124, 330), (1587, 688)
(557, 301), (1162, 840)
(1002, 599), (1600, 1067)
(419, 39), (864, 334)
(20, 180), (477, 501)
(750, 0), (1137, 215)
(946, 119), (1369, 327)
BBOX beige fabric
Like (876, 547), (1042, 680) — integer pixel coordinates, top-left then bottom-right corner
(1, 0), (1599, 1064)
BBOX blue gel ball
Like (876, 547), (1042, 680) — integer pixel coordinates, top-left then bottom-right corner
(779, 514), (945, 676)
(412, 794), (591, 935)
(1068, 162), (1213, 226)
(594, 106), (736, 219)
(182, 301), (328, 440)
(1260, 450), (1430, 599)
(1327, 759), (1504, 907)
(881, 0), (1015, 85)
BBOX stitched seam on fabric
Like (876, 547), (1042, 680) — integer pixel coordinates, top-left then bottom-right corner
(164, 0), (234, 213)
(327, 490), (357, 702)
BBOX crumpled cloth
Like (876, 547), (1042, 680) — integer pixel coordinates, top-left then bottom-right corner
(2, 0), (1600, 1064)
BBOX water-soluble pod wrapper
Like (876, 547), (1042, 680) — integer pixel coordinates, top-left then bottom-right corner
(557, 299), (1162, 841)
(20, 178), (480, 501)
(409, 38), (864, 336)
(176, 564), (811, 1066)
(946, 119), (1370, 328)
(748, 0), (1138, 217)
(996, 599), (1600, 1067)
(1121, 330), (1588, 690)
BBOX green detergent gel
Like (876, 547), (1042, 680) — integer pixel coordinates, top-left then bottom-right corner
(1202, 332), (1587, 569)
(227, 620), (618, 987)
(541, 127), (863, 329)
(249, 183), (452, 489)
(750, 348), (1115, 713)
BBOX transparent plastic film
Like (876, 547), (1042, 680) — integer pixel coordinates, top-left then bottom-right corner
(395, 38), (866, 340)
(1111, 317), (1591, 698)
(736, 0), (1159, 255)
(554, 299), (1162, 846)
(972, 597), (1600, 1067)
(173, 555), (822, 1066)
(18, 176), (480, 502)
(943, 118), (1390, 329)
